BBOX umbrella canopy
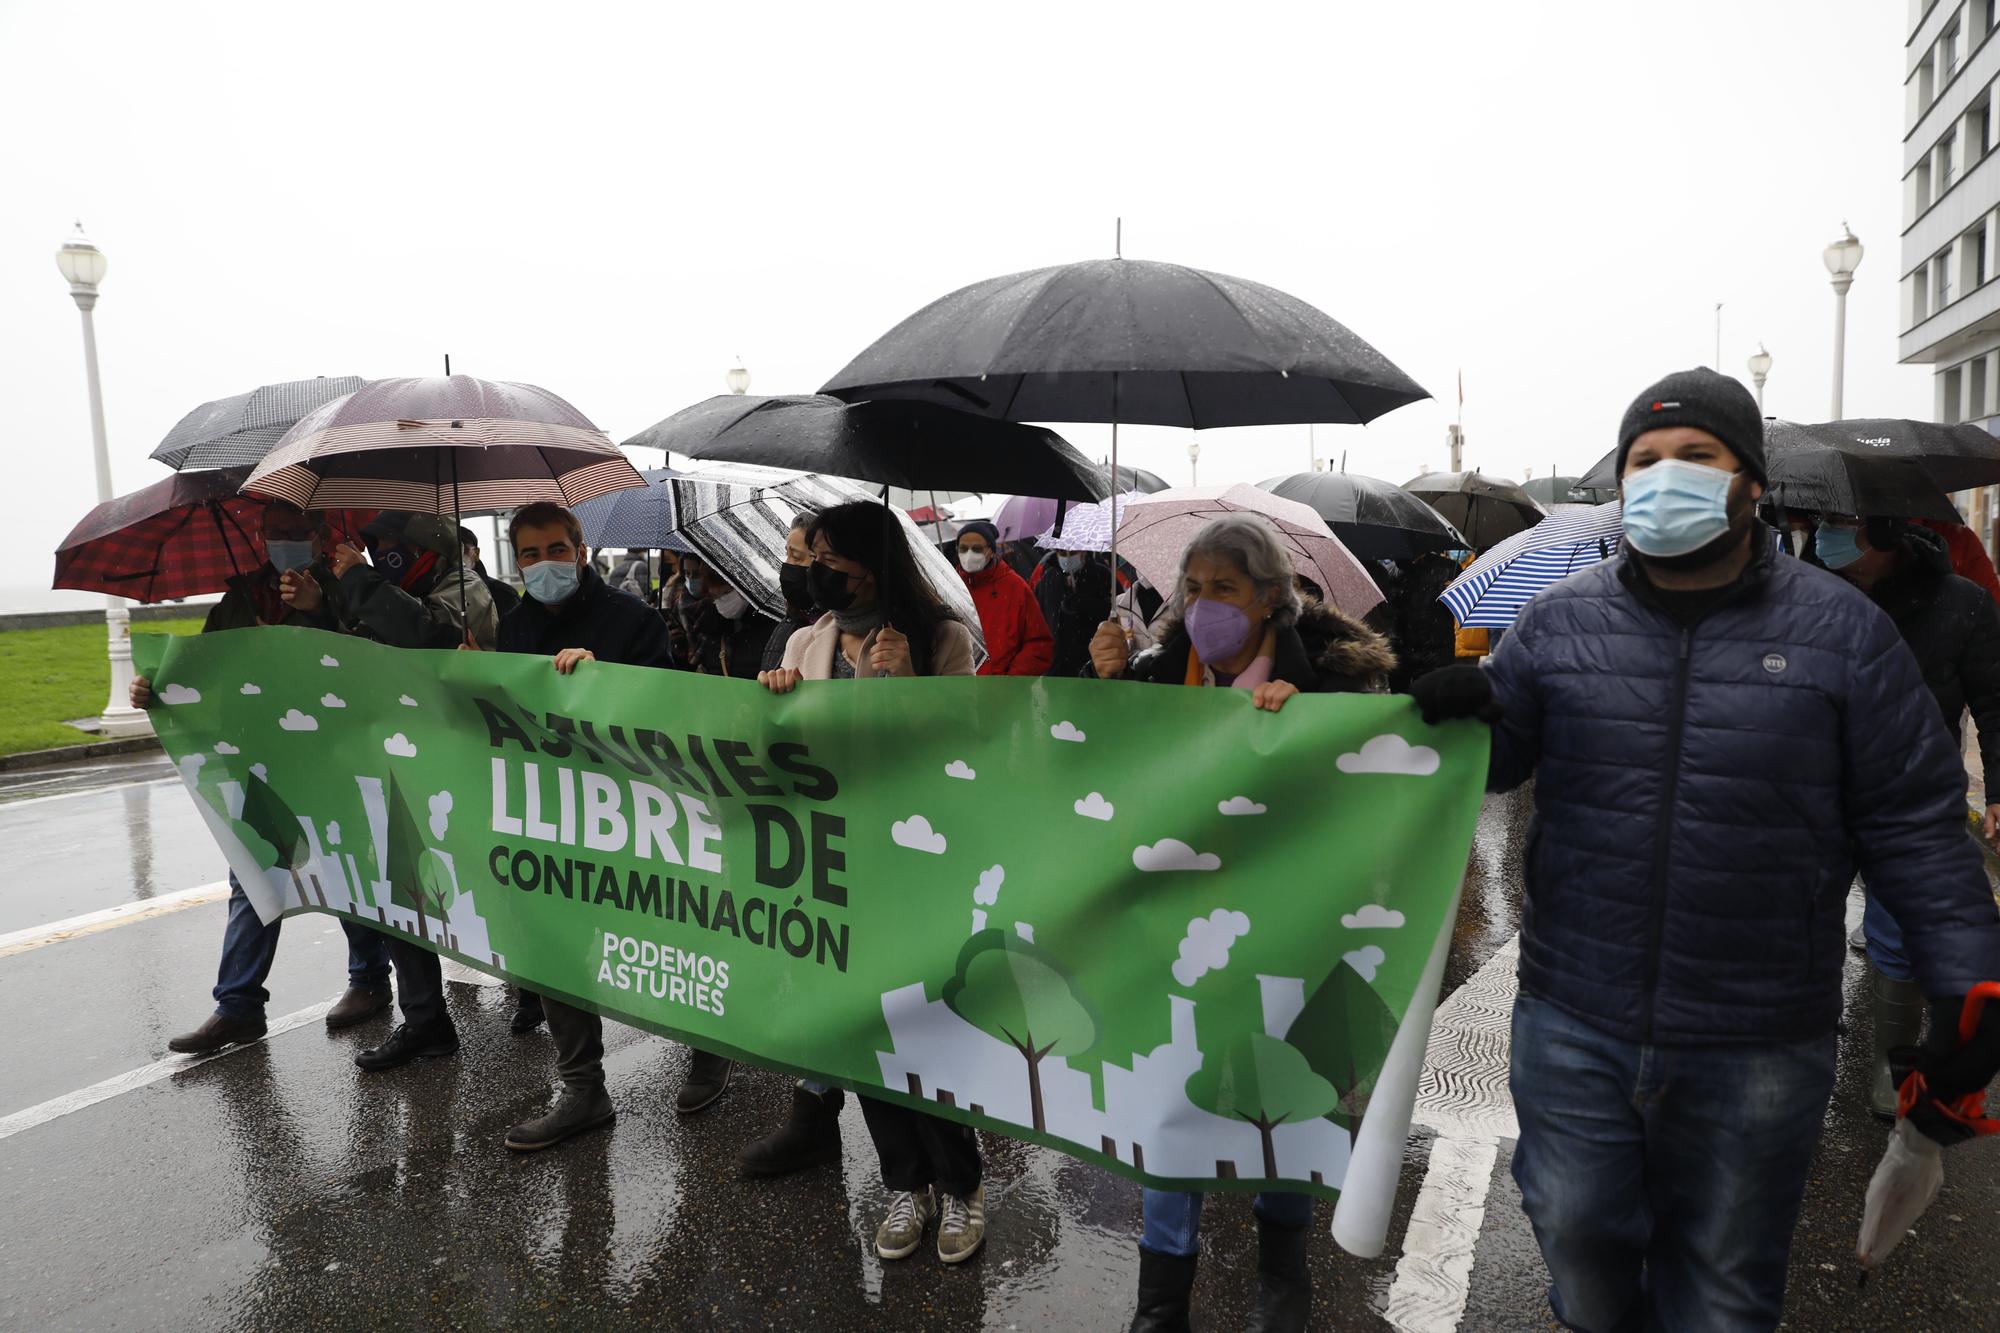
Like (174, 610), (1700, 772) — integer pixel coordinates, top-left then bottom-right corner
(1439, 502), (1625, 629)
(822, 258), (1429, 428)
(1764, 449), (1963, 524)
(1025, 492), (1145, 549)
(150, 376), (367, 470)
(625, 394), (1108, 503)
(572, 468), (695, 553)
(1768, 418), (2000, 493)
(1402, 472), (1545, 549)
(666, 463), (983, 640)
(244, 375), (642, 513)
(1257, 471), (1466, 561)
(53, 466), (372, 603)
(1522, 475), (1582, 506)
(1109, 484), (1383, 619)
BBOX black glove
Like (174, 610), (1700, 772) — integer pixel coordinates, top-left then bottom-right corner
(1890, 990), (2000, 1147)
(1409, 664), (1501, 726)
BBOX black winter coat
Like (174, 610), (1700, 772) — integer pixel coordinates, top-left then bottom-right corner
(1385, 552), (1460, 690)
(1112, 600), (1396, 694)
(1868, 527), (2000, 795)
(497, 564), (680, 669)
(688, 602), (779, 680)
(1035, 556), (1114, 678)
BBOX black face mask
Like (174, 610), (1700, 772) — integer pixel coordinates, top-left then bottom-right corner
(779, 563), (815, 614)
(808, 562), (858, 611)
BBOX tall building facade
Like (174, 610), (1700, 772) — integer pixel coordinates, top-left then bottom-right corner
(1903, 0), (2000, 545)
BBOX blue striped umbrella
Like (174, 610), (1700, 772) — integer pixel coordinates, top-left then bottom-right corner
(1440, 502), (1624, 629)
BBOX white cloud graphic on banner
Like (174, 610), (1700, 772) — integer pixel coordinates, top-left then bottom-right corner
(239, 683), (261, 696)
(1050, 721), (1086, 743)
(1133, 839), (1221, 873)
(1173, 909), (1251, 986)
(1342, 905), (1406, 929)
(384, 733), (417, 758)
(158, 684), (201, 705)
(1217, 796), (1267, 816)
(972, 909), (988, 933)
(1015, 922), (1035, 943)
(319, 655), (339, 667)
(1336, 735), (1440, 776)
(325, 822), (342, 846)
(399, 694), (418, 707)
(892, 815), (946, 854)
(177, 754), (206, 782)
(944, 760), (976, 780)
(277, 709), (317, 731)
(428, 792), (453, 839)
(973, 865), (1004, 905)
(1343, 945), (1387, 981)
(320, 693), (346, 709)
(250, 764), (268, 782)
(214, 742), (239, 755)
(1074, 792), (1114, 820)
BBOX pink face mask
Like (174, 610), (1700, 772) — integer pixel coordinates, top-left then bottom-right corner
(1185, 596), (1254, 663)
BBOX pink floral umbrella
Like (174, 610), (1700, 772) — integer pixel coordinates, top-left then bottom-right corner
(1114, 484), (1384, 618)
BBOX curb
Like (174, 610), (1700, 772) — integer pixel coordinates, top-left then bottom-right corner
(0, 736), (163, 774)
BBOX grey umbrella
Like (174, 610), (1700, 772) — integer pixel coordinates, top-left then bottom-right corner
(1256, 471), (1466, 561)
(572, 468), (695, 553)
(1402, 472), (1545, 549)
(150, 376), (367, 470)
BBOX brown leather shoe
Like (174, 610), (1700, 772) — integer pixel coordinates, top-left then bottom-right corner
(325, 986), (393, 1030)
(168, 1012), (267, 1055)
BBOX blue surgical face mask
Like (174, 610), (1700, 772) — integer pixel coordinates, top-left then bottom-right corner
(684, 572), (706, 598)
(1814, 524), (1866, 570)
(1620, 459), (1738, 558)
(1058, 554), (1084, 575)
(266, 540), (316, 573)
(523, 557), (581, 605)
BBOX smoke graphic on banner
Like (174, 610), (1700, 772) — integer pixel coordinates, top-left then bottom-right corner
(135, 628), (1485, 1254)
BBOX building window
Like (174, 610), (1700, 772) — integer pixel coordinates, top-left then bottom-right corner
(1977, 227), (1990, 288)
(1972, 358), (1991, 421)
(1944, 18), (1964, 77)
(1922, 51), (1938, 109)
(1942, 127), (1959, 193)
(1918, 156), (1935, 211)
(1915, 265), (1932, 324)
(1974, 94), (1993, 158)
(1938, 248), (1955, 310)
(1988, 0), (1998, 39)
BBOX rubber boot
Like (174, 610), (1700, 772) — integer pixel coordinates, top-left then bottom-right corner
(1869, 967), (1927, 1119)
(739, 1086), (846, 1176)
(1128, 1246), (1197, 1333)
(1245, 1218), (1311, 1332)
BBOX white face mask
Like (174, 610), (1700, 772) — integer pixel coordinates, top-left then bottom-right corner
(714, 588), (749, 620)
(958, 549), (990, 573)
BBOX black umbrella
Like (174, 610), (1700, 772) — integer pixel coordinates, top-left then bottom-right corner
(624, 395), (1108, 502)
(1108, 464), (1171, 494)
(150, 376), (368, 470)
(1765, 418), (2000, 493)
(1764, 450), (1963, 524)
(1402, 472), (1545, 549)
(1256, 471), (1466, 561)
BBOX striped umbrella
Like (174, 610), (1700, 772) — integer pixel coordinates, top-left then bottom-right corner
(572, 468), (695, 553)
(1439, 502), (1624, 629)
(667, 464), (983, 643)
(244, 376), (643, 513)
(150, 376), (367, 470)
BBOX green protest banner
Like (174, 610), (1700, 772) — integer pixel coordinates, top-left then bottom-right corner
(135, 626), (1485, 1247)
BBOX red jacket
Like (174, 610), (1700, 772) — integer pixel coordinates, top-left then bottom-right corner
(1916, 518), (2000, 608)
(960, 561), (1054, 676)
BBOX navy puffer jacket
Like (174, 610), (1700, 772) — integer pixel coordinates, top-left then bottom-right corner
(1486, 542), (2000, 1045)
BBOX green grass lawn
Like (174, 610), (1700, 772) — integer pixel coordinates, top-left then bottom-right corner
(0, 618), (205, 757)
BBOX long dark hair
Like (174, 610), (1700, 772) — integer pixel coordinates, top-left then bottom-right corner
(808, 501), (964, 676)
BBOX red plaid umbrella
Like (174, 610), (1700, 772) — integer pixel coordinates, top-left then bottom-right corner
(53, 466), (370, 604)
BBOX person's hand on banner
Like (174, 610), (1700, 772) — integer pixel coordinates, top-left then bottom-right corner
(758, 668), (803, 694)
(130, 675), (152, 709)
(1251, 680), (1299, 712)
(553, 648), (596, 675)
(279, 569), (324, 613)
(870, 626), (914, 677)
(1410, 664), (1501, 726)
(1089, 619), (1129, 679)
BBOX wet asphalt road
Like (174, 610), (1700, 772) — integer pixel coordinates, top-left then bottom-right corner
(2, 763), (1998, 1330)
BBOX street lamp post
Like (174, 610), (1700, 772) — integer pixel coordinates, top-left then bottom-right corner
(55, 224), (148, 737)
(1187, 438), (1201, 485)
(1824, 223), (1864, 418)
(1747, 343), (1773, 412)
(726, 362), (750, 395)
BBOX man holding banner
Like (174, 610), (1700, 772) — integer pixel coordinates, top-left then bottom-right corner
(1414, 367), (2000, 1331)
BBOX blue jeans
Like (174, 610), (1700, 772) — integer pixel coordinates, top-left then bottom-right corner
(214, 873), (392, 1020)
(1509, 994), (1836, 1333)
(1861, 894), (1914, 982)
(1140, 1188), (1312, 1258)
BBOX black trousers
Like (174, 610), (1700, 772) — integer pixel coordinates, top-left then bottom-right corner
(386, 936), (448, 1032)
(544, 998), (605, 1092)
(860, 1096), (981, 1197)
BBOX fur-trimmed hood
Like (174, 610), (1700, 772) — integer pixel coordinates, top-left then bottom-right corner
(1296, 598), (1397, 689)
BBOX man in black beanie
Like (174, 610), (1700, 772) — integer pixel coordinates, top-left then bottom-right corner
(1407, 368), (2000, 1328)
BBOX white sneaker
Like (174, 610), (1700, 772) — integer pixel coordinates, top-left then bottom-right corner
(937, 1185), (986, 1264)
(875, 1187), (937, 1260)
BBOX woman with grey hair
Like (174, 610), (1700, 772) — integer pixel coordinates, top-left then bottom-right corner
(1088, 510), (1395, 1331)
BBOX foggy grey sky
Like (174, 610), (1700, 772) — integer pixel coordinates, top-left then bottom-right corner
(0, 1), (1929, 608)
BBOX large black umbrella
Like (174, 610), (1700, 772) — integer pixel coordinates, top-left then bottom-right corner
(1402, 472), (1545, 549)
(1764, 450), (1963, 524)
(151, 376), (368, 470)
(1579, 417), (2000, 496)
(625, 394), (1108, 503)
(1256, 471), (1466, 560)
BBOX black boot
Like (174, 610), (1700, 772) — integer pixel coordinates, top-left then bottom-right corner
(505, 1085), (615, 1152)
(1869, 967), (1926, 1119)
(740, 1086), (846, 1176)
(1129, 1245), (1197, 1333)
(510, 988), (546, 1034)
(675, 1048), (735, 1114)
(1245, 1219), (1311, 1333)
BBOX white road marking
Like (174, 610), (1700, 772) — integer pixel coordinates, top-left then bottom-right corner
(0, 879), (230, 959)
(0, 997), (336, 1142)
(0, 774), (179, 809)
(1384, 934), (1520, 1333)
